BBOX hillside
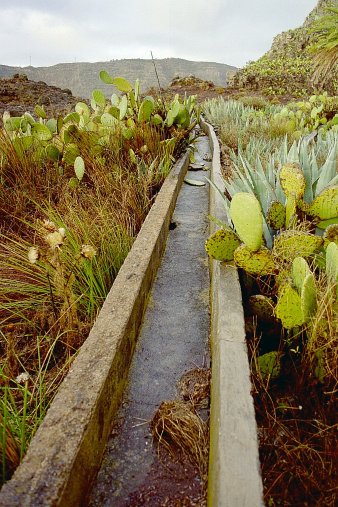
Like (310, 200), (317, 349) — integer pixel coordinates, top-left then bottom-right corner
(0, 58), (236, 99)
(231, 0), (338, 97)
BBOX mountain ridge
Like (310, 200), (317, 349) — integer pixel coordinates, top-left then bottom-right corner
(0, 58), (236, 99)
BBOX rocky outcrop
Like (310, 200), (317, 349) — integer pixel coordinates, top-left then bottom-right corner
(231, 0), (337, 96)
(0, 74), (82, 120)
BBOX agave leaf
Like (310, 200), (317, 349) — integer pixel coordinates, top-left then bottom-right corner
(315, 141), (338, 195)
(299, 141), (314, 204)
(287, 141), (299, 164)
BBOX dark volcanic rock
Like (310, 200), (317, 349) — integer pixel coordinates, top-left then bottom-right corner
(0, 73), (83, 120)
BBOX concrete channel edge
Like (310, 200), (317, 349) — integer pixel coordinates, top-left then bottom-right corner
(0, 153), (190, 507)
(200, 118), (264, 507)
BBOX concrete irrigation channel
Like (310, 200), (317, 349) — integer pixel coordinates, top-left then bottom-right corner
(0, 122), (263, 507)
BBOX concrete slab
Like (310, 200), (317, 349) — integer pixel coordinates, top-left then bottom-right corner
(0, 152), (189, 507)
(88, 134), (211, 506)
(200, 118), (264, 507)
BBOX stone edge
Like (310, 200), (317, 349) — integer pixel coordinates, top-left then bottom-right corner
(200, 118), (264, 507)
(0, 153), (190, 507)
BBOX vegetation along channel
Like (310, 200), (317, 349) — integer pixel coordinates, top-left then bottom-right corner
(0, 0), (337, 505)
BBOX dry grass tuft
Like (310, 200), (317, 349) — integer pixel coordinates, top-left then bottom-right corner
(151, 400), (209, 480)
(177, 368), (210, 408)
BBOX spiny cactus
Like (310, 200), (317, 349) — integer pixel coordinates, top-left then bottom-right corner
(301, 273), (317, 321)
(292, 257), (311, 293)
(273, 230), (323, 261)
(323, 224), (338, 248)
(267, 201), (286, 230)
(326, 241), (338, 283)
(308, 186), (338, 220)
(257, 351), (281, 379)
(279, 162), (306, 200)
(205, 228), (241, 261)
(234, 245), (275, 275)
(275, 283), (305, 329)
(230, 192), (263, 251)
(248, 295), (275, 322)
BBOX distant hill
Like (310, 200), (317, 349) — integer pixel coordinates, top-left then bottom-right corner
(0, 58), (237, 99)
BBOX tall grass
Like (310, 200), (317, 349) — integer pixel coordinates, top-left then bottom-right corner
(0, 101), (185, 482)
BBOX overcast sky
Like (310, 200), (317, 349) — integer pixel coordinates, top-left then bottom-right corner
(0, 0), (318, 69)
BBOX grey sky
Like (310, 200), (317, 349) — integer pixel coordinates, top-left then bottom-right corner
(0, 0), (318, 68)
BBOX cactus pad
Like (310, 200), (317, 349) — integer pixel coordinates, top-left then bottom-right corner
(234, 245), (275, 275)
(292, 257), (311, 293)
(323, 224), (338, 248)
(326, 242), (338, 283)
(248, 295), (275, 322)
(275, 283), (305, 329)
(205, 228), (241, 261)
(308, 186), (338, 220)
(273, 230), (323, 261)
(285, 195), (297, 228)
(257, 351), (281, 379)
(230, 192), (263, 252)
(279, 163), (306, 199)
(301, 273), (317, 322)
(267, 201), (286, 230)
(317, 217), (338, 229)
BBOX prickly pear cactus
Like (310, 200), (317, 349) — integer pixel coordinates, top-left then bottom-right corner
(308, 186), (338, 220)
(285, 195), (297, 228)
(317, 217), (338, 230)
(267, 201), (286, 230)
(234, 245), (275, 275)
(275, 283), (305, 329)
(257, 351), (281, 380)
(205, 228), (241, 261)
(292, 257), (311, 293)
(326, 242), (338, 283)
(248, 295), (275, 322)
(230, 192), (263, 252)
(279, 163), (306, 200)
(273, 230), (323, 261)
(301, 273), (317, 322)
(323, 224), (338, 248)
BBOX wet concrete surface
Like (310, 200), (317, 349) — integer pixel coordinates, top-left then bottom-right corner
(88, 132), (211, 506)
